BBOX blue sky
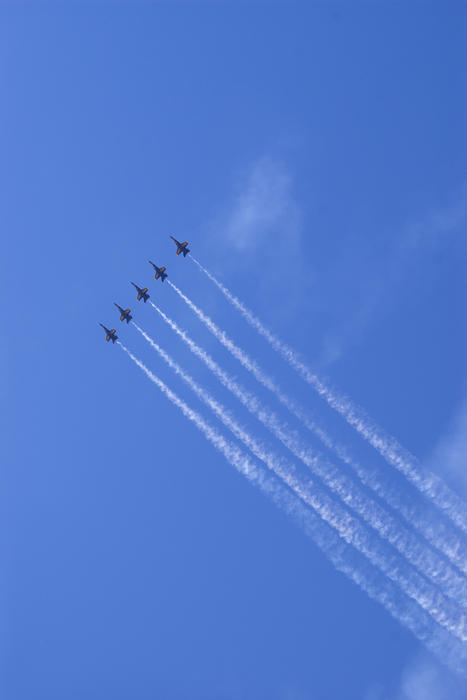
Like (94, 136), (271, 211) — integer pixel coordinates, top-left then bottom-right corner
(2, 3), (466, 699)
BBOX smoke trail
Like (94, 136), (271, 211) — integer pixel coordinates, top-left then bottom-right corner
(150, 302), (467, 589)
(314, 425), (467, 578)
(192, 262), (467, 574)
(118, 341), (467, 676)
(138, 319), (467, 638)
(191, 257), (467, 536)
(118, 342), (263, 485)
(165, 284), (467, 577)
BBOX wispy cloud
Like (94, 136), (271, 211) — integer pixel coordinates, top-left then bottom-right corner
(207, 156), (310, 324)
(428, 399), (467, 498)
(317, 186), (467, 368)
(401, 185), (467, 252)
(209, 159), (466, 371)
(222, 157), (300, 253)
(391, 654), (466, 700)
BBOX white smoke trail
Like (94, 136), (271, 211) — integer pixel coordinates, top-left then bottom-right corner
(192, 263), (467, 575)
(118, 341), (263, 485)
(164, 284), (467, 578)
(138, 320), (467, 639)
(118, 341), (467, 677)
(150, 303), (467, 590)
(294, 410), (467, 581)
(191, 257), (467, 537)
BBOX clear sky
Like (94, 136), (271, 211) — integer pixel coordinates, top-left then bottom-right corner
(2, 2), (466, 699)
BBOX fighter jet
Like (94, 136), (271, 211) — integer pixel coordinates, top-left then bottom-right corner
(148, 260), (168, 282)
(170, 236), (190, 258)
(100, 324), (118, 344)
(130, 282), (150, 303)
(114, 303), (133, 324)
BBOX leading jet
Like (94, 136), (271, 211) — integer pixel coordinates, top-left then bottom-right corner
(170, 236), (190, 258)
(131, 282), (150, 302)
(114, 303), (133, 324)
(100, 324), (118, 344)
(148, 260), (168, 282)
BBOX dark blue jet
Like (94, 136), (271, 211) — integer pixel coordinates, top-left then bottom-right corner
(148, 260), (168, 282)
(170, 236), (190, 258)
(130, 282), (150, 303)
(100, 324), (118, 344)
(114, 303), (133, 324)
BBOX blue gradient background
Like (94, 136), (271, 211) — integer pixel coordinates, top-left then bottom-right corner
(1, 3), (466, 699)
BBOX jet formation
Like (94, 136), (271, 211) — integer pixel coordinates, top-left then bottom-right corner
(100, 236), (190, 342)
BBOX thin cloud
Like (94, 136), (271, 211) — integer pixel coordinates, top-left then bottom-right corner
(211, 162), (466, 371)
(395, 654), (465, 700)
(317, 186), (467, 368)
(207, 156), (310, 324)
(428, 399), (467, 497)
(223, 157), (299, 252)
(365, 653), (467, 700)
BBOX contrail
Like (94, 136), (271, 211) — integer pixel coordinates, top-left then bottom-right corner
(186, 270), (467, 578)
(118, 341), (467, 676)
(149, 303), (467, 594)
(292, 411), (467, 581)
(139, 318), (467, 638)
(191, 257), (467, 537)
(164, 284), (467, 578)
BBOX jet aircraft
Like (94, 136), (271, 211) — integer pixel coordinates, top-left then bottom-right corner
(100, 324), (118, 343)
(148, 260), (168, 282)
(130, 282), (150, 303)
(170, 236), (190, 257)
(114, 303), (133, 324)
